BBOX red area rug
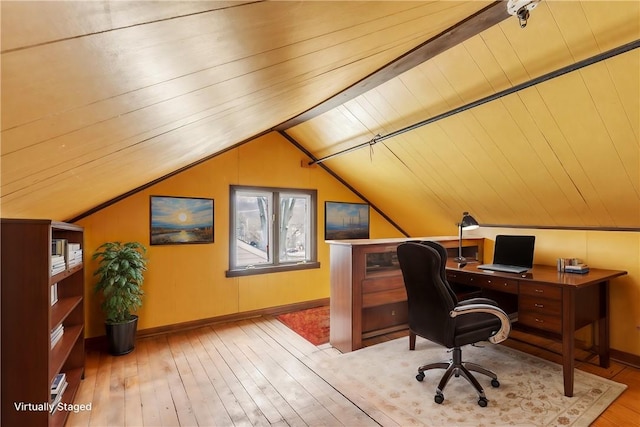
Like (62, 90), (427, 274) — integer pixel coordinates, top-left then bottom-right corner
(276, 306), (330, 345)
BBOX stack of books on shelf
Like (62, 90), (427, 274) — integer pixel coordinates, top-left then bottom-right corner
(67, 243), (83, 267)
(51, 238), (68, 275)
(51, 283), (58, 306)
(51, 255), (66, 276)
(50, 373), (68, 414)
(51, 324), (64, 349)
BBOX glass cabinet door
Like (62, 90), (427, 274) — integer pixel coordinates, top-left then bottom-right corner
(365, 246), (399, 276)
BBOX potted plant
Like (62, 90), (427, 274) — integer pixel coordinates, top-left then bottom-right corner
(92, 241), (147, 355)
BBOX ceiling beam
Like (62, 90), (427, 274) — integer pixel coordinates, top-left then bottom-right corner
(273, 1), (510, 131)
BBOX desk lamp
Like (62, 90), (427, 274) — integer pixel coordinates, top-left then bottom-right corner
(454, 212), (479, 263)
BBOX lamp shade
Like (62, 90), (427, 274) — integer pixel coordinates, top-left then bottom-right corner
(460, 212), (479, 230)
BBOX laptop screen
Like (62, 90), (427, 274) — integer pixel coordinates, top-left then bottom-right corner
(492, 235), (536, 268)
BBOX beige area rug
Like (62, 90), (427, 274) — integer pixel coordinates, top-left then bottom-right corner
(312, 338), (626, 427)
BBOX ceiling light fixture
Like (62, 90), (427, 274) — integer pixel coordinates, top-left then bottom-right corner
(507, 0), (541, 28)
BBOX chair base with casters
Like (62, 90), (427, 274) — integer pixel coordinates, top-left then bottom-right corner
(412, 337), (500, 407)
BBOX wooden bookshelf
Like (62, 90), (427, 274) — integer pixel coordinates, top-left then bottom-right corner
(1, 219), (85, 427)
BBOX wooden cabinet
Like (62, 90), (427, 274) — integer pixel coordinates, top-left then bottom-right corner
(328, 237), (484, 352)
(1, 219), (85, 427)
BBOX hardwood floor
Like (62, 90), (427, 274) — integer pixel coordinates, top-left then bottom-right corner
(68, 317), (373, 427)
(68, 317), (640, 426)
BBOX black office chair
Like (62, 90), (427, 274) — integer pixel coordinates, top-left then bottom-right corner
(397, 241), (511, 407)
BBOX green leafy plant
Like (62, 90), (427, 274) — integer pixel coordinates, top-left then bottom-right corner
(93, 241), (147, 324)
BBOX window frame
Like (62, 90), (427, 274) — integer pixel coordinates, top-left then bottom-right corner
(226, 185), (320, 277)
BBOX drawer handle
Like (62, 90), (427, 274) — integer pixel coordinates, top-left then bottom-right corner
(535, 318), (544, 323)
(487, 280), (491, 284)
(534, 289), (544, 293)
(503, 283), (509, 287)
(534, 303), (544, 308)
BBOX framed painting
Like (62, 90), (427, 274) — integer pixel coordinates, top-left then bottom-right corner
(150, 196), (214, 245)
(324, 201), (370, 240)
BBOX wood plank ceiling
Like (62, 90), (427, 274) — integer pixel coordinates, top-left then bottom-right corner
(1, 1), (639, 231)
(286, 0), (640, 231)
(1, 0), (492, 220)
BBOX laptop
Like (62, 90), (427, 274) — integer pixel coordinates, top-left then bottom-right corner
(478, 235), (536, 274)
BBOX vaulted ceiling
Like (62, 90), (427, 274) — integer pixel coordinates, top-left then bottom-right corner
(2, 1), (639, 231)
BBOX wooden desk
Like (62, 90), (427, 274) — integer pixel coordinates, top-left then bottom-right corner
(446, 263), (627, 397)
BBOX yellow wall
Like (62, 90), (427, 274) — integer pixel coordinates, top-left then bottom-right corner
(79, 132), (404, 338)
(78, 131), (640, 358)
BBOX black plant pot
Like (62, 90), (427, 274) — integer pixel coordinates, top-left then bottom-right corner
(105, 315), (138, 356)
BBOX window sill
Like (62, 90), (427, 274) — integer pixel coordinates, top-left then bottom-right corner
(225, 261), (321, 277)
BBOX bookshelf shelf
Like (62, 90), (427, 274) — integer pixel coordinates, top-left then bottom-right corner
(50, 263), (83, 285)
(50, 324), (84, 381)
(1, 219), (85, 427)
(50, 368), (83, 427)
(51, 296), (83, 328)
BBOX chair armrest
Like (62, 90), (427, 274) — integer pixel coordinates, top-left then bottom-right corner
(449, 304), (511, 344)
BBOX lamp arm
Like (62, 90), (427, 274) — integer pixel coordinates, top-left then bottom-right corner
(458, 223), (463, 259)
(449, 304), (511, 344)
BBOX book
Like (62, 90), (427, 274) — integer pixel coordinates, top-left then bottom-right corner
(51, 239), (67, 256)
(51, 254), (66, 275)
(50, 380), (68, 413)
(51, 373), (66, 395)
(51, 239), (70, 275)
(67, 242), (81, 252)
(67, 243), (83, 267)
(51, 324), (64, 349)
(51, 283), (58, 306)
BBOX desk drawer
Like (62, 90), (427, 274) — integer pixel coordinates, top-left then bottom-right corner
(479, 277), (519, 295)
(518, 311), (562, 333)
(446, 271), (473, 285)
(519, 282), (561, 300)
(447, 272), (518, 294)
(519, 294), (561, 317)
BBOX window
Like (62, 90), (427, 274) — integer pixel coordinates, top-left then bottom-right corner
(227, 186), (319, 276)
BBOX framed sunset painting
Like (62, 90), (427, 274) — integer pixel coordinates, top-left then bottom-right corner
(150, 196), (214, 245)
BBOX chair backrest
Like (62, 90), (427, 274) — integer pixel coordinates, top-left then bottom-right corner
(415, 240), (458, 304)
(397, 242), (456, 346)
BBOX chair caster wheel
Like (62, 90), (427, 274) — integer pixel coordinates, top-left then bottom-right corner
(416, 372), (425, 382)
(434, 393), (444, 404)
(478, 397), (488, 407)
(491, 379), (500, 388)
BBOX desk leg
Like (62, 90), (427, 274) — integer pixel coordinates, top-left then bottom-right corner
(562, 288), (576, 397)
(598, 281), (611, 368)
